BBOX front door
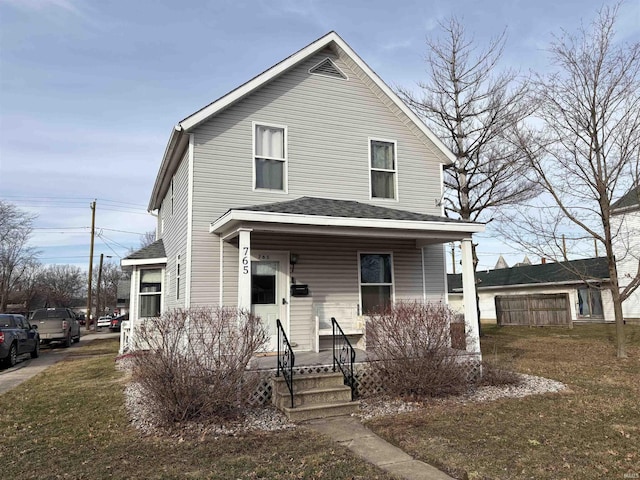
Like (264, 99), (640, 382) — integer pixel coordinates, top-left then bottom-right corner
(251, 251), (289, 351)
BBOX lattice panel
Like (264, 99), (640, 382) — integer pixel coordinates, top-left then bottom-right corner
(241, 352), (483, 406)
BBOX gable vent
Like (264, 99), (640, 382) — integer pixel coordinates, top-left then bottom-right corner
(309, 58), (348, 80)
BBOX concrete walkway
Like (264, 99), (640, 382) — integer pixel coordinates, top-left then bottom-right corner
(305, 416), (454, 480)
(0, 331), (119, 395)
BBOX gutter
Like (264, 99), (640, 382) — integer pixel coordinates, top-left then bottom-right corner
(148, 125), (184, 211)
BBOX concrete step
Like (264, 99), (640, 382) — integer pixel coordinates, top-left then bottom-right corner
(272, 372), (346, 394)
(273, 385), (352, 409)
(281, 401), (360, 422)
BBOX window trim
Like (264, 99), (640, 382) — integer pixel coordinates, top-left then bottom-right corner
(357, 251), (395, 316)
(368, 137), (398, 201)
(176, 254), (181, 301)
(138, 267), (163, 318)
(252, 121), (288, 193)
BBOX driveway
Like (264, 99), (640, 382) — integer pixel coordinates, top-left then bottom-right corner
(0, 331), (119, 395)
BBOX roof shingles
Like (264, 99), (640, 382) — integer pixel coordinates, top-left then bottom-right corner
(448, 257), (609, 292)
(124, 239), (166, 260)
(230, 196), (474, 224)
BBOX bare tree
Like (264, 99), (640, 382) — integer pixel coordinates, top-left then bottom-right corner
(0, 201), (40, 311)
(504, 4), (640, 357)
(40, 265), (86, 307)
(397, 17), (539, 330)
(140, 230), (156, 249)
(92, 261), (124, 316)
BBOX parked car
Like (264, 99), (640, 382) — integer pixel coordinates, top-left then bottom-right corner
(109, 314), (127, 332)
(31, 308), (80, 347)
(96, 316), (113, 329)
(0, 313), (40, 367)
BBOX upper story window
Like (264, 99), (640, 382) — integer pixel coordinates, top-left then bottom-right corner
(359, 253), (394, 315)
(139, 269), (162, 317)
(254, 123), (287, 191)
(370, 139), (397, 200)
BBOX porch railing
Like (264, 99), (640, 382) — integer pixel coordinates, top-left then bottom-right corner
(331, 317), (356, 400)
(276, 318), (295, 409)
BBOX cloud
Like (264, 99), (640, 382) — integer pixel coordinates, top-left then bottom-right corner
(0, 0), (83, 15)
(381, 39), (412, 51)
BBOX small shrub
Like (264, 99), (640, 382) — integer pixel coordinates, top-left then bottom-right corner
(365, 301), (470, 398)
(129, 307), (267, 426)
(479, 357), (521, 387)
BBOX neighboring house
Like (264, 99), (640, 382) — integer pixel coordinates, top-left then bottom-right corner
(121, 31), (484, 356)
(612, 185), (640, 324)
(115, 279), (131, 316)
(448, 257), (614, 325)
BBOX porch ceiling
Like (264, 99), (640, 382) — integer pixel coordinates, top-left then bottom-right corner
(210, 196), (484, 243)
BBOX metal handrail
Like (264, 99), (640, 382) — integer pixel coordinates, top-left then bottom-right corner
(331, 317), (356, 400)
(276, 319), (295, 409)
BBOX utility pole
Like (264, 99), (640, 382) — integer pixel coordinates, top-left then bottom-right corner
(96, 253), (104, 322)
(86, 201), (96, 331)
(562, 234), (567, 259)
(594, 237), (599, 257)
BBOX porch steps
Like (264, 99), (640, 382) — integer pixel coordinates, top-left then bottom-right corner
(272, 372), (360, 422)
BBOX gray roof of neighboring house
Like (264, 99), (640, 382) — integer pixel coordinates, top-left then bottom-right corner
(447, 257), (610, 293)
(233, 196), (475, 224)
(123, 239), (166, 260)
(612, 185), (640, 211)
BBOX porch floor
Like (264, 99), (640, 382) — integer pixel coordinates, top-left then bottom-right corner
(251, 348), (370, 370)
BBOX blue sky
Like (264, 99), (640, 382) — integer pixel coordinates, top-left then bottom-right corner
(1, 0), (638, 272)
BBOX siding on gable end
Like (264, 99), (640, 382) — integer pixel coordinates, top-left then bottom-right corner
(159, 150), (189, 310)
(189, 50), (448, 307)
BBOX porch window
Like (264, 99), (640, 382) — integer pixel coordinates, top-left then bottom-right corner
(577, 286), (603, 317)
(359, 253), (393, 314)
(254, 123), (286, 191)
(139, 269), (162, 317)
(370, 139), (396, 199)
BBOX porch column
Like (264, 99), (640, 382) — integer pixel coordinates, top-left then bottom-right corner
(461, 238), (480, 353)
(237, 228), (253, 312)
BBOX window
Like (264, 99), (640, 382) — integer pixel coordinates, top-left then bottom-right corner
(577, 287), (604, 317)
(176, 254), (181, 300)
(170, 178), (174, 215)
(370, 139), (397, 199)
(251, 262), (277, 305)
(359, 253), (393, 314)
(254, 123), (286, 191)
(139, 269), (162, 317)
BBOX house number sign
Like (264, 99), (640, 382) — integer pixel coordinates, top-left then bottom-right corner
(242, 247), (250, 275)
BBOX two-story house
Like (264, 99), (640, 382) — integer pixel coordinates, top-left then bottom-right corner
(121, 31), (484, 357)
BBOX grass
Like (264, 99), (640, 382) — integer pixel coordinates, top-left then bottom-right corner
(366, 324), (640, 480)
(0, 338), (392, 480)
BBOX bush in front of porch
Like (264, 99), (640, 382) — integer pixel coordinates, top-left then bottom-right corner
(129, 307), (268, 426)
(365, 301), (471, 398)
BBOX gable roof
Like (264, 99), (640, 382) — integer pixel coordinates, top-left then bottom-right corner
(211, 196), (484, 237)
(612, 185), (640, 213)
(149, 31), (455, 211)
(448, 257), (610, 293)
(121, 239), (167, 267)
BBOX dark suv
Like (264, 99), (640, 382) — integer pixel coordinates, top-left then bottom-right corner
(0, 314), (40, 367)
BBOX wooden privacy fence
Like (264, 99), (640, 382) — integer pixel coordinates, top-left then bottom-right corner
(495, 293), (572, 327)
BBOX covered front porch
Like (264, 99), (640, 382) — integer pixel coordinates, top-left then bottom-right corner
(210, 197), (484, 356)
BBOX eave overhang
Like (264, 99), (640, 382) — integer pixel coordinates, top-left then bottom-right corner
(210, 210), (484, 242)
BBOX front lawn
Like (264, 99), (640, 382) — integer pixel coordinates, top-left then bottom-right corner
(366, 324), (640, 479)
(0, 338), (392, 480)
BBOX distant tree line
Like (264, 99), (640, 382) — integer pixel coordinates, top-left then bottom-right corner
(0, 199), (128, 316)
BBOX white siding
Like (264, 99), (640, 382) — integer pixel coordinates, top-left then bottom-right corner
(613, 210), (640, 321)
(188, 49), (446, 306)
(422, 244), (447, 302)
(451, 286), (615, 323)
(218, 233), (430, 351)
(159, 151), (189, 311)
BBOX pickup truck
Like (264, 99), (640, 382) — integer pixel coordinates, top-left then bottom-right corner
(31, 308), (81, 347)
(0, 314), (40, 368)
